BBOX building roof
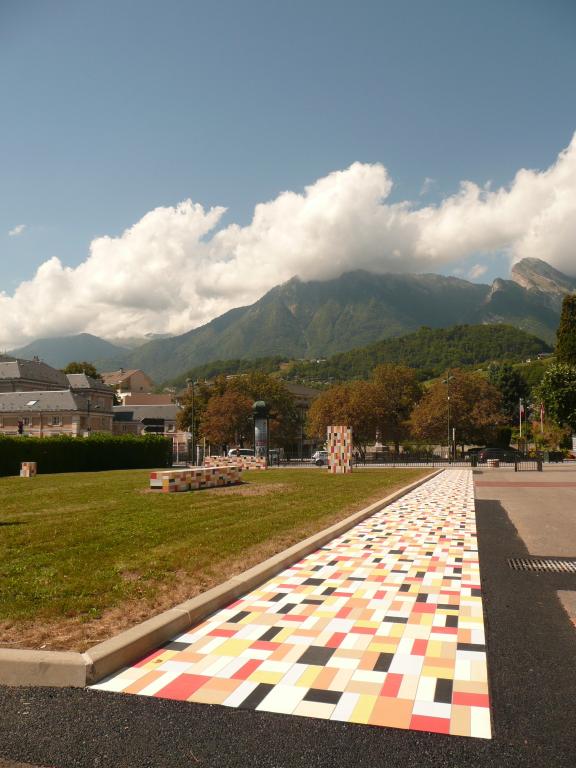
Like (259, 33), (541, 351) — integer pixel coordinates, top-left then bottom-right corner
(66, 373), (113, 393)
(101, 369), (147, 386)
(113, 404), (180, 422)
(0, 390), (87, 412)
(0, 357), (68, 387)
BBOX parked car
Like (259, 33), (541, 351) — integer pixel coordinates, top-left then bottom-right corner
(312, 450), (329, 466)
(228, 448), (255, 457)
(478, 447), (524, 463)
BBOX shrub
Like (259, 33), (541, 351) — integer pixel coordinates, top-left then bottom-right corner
(0, 434), (172, 477)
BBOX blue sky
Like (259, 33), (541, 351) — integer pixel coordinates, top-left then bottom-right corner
(1, 0), (575, 344)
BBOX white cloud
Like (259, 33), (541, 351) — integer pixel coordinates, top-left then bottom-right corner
(8, 224), (26, 237)
(468, 264), (488, 280)
(2, 133), (576, 349)
(419, 177), (436, 196)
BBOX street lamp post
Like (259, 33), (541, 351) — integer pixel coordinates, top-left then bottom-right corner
(186, 378), (196, 465)
(442, 372), (455, 462)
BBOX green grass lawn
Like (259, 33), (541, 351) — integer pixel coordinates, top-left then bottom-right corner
(0, 467), (428, 648)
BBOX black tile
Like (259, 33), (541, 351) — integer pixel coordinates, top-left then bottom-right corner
(297, 646), (335, 666)
(302, 599), (323, 605)
(434, 678), (453, 704)
(229, 611), (250, 623)
(457, 642), (486, 652)
(322, 587), (336, 596)
(399, 584), (410, 592)
(303, 688), (342, 705)
(385, 616), (407, 624)
(268, 593), (285, 602)
(445, 614), (459, 628)
(416, 593), (429, 603)
(239, 683), (274, 709)
(373, 652), (394, 672)
(278, 603), (297, 615)
(303, 578), (324, 586)
(259, 627), (282, 642)
(472, 588), (482, 597)
(162, 641), (190, 651)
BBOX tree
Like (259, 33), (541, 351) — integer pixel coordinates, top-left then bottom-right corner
(63, 361), (102, 380)
(176, 381), (211, 434)
(199, 390), (253, 448)
(410, 370), (506, 447)
(487, 363), (529, 424)
(370, 364), (422, 451)
(556, 294), (576, 366)
(537, 363), (576, 432)
(307, 381), (377, 456)
(229, 372), (299, 449)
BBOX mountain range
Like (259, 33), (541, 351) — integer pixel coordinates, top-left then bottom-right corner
(7, 258), (575, 383)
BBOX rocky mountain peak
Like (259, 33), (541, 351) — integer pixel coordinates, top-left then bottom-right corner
(511, 257), (576, 297)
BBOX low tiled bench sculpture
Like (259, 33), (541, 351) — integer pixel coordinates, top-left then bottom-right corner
(20, 461), (37, 478)
(203, 455), (268, 471)
(150, 465), (242, 493)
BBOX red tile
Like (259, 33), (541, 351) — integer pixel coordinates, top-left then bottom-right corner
(410, 715), (451, 734)
(232, 660), (262, 680)
(412, 639), (428, 656)
(250, 641), (279, 650)
(380, 673), (403, 697)
(452, 692), (490, 708)
(326, 632), (347, 648)
(156, 674), (210, 700)
(209, 629), (236, 637)
(412, 603), (436, 613)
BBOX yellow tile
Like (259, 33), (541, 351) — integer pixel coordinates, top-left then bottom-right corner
(350, 694), (378, 724)
(213, 639), (252, 656)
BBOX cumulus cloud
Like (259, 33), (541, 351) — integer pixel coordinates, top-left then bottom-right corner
(419, 177), (436, 196)
(1, 133), (576, 349)
(8, 224), (26, 237)
(468, 264), (488, 280)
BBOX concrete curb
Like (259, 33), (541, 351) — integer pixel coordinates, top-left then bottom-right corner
(0, 469), (441, 688)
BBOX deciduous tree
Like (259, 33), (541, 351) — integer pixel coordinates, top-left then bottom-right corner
(410, 370), (505, 447)
(537, 362), (576, 432)
(556, 295), (576, 366)
(63, 361), (102, 380)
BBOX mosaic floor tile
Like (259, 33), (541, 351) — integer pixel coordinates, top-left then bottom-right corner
(92, 470), (491, 739)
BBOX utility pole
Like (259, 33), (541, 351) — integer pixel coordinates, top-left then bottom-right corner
(186, 378), (196, 465)
(443, 372), (455, 462)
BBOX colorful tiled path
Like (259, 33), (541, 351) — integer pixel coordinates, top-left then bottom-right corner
(93, 470), (491, 738)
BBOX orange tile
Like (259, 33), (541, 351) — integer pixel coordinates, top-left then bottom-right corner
(368, 697), (414, 729)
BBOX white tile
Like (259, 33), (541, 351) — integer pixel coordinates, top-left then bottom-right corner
(256, 684), (307, 714)
(222, 680), (259, 707)
(470, 706), (492, 739)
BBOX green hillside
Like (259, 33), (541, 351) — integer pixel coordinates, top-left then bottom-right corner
(283, 324), (552, 383)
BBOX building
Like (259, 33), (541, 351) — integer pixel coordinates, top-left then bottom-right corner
(112, 404), (180, 435)
(0, 355), (69, 392)
(0, 389), (113, 437)
(101, 369), (155, 402)
(0, 356), (114, 436)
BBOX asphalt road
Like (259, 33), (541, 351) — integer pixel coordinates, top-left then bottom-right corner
(1, 469), (575, 768)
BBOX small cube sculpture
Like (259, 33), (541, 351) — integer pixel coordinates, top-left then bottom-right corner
(20, 461), (37, 478)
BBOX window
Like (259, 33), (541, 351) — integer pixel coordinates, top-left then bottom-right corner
(22, 417), (30, 426)
(26, 400), (38, 406)
(51, 415), (62, 426)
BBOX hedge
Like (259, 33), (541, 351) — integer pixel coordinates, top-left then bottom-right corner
(0, 433), (172, 477)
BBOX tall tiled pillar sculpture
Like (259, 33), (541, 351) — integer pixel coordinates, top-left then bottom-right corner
(327, 425), (353, 474)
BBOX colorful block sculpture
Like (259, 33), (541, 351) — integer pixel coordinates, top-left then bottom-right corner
(203, 455), (268, 471)
(149, 466), (242, 494)
(20, 461), (37, 478)
(327, 425), (352, 474)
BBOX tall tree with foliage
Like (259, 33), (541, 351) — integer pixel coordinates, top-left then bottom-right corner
(63, 361), (102, 380)
(410, 370), (506, 447)
(307, 381), (377, 456)
(555, 294), (576, 366)
(537, 363), (576, 432)
(371, 364), (422, 451)
(229, 372), (299, 448)
(487, 363), (529, 424)
(199, 390), (253, 448)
